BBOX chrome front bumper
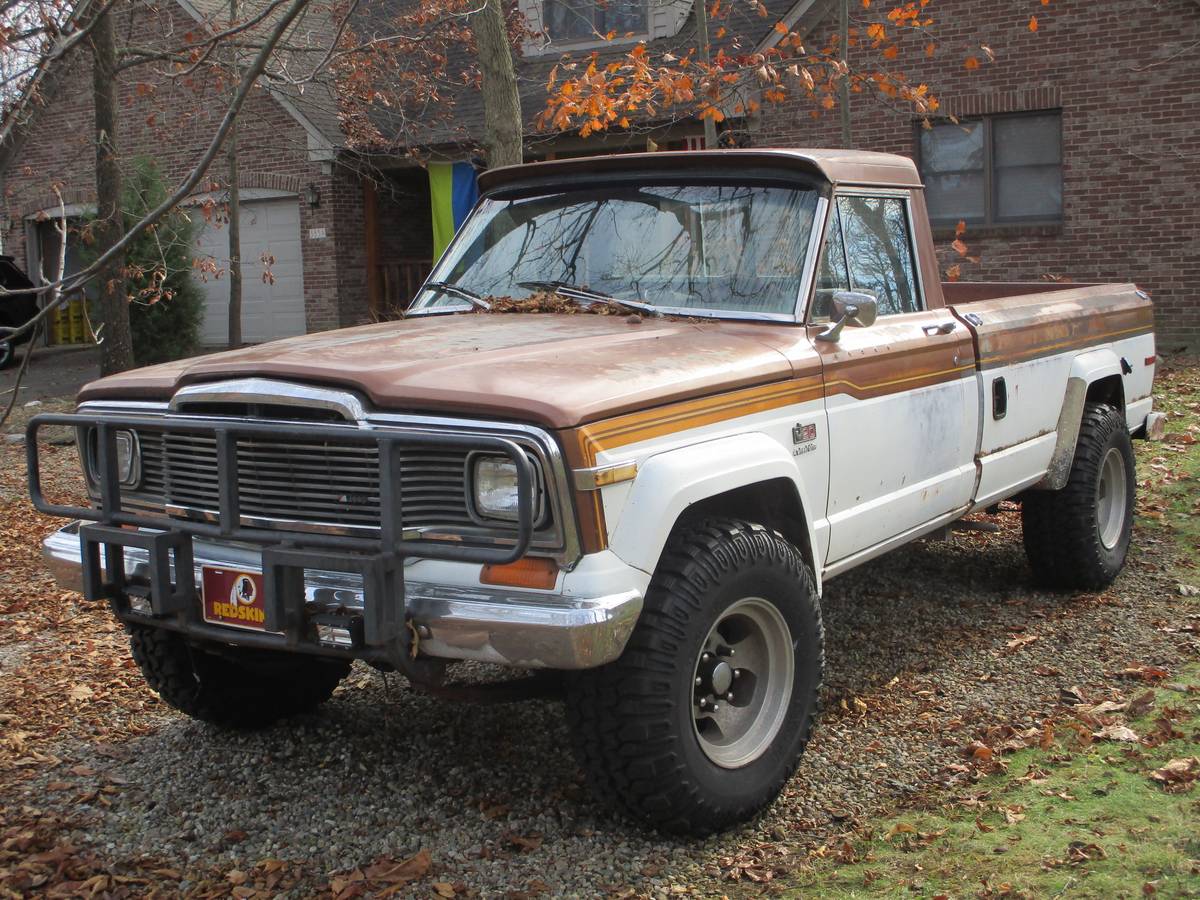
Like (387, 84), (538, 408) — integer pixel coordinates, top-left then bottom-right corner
(43, 523), (642, 670)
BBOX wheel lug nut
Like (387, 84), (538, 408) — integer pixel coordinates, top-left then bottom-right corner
(725, 692), (734, 701)
(732, 669), (741, 679)
(710, 702), (719, 713)
(695, 676), (703, 686)
(701, 652), (711, 661)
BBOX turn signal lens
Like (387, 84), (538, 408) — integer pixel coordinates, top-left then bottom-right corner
(480, 556), (559, 590)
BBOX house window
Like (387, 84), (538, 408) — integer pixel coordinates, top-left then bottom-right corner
(543, 0), (647, 43)
(918, 111), (1062, 226)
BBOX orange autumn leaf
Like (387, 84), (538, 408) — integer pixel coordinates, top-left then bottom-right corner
(1028, 14), (1038, 31)
(955, 220), (967, 238)
(883, 45), (899, 59)
(925, 42), (937, 57)
(964, 55), (980, 70)
(952, 238), (969, 257)
(774, 20), (788, 34)
(946, 263), (962, 282)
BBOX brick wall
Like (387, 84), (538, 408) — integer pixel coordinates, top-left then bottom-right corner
(0, 2), (373, 341)
(755, 0), (1200, 349)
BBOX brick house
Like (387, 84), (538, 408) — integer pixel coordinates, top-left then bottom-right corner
(753, 0), (1199, 350)
(0, 0), (369, 345)
(2, 0), (1195, 350)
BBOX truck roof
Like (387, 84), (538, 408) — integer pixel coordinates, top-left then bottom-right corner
(477, 148), (923, 193)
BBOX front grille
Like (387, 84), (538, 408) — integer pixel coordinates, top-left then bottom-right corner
(123, 428), (480, 535)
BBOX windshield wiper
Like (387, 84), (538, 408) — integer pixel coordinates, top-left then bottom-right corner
(517, 280), (660, 317)
(422, 281), (491, 311)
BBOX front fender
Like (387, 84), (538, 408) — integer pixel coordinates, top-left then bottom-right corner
(606, 431), (821, 593)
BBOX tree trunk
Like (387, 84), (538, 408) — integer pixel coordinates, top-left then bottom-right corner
(226, 123), (242, 348)
(91, 9), (134, 374)
(226, 0), (243, 349)
(472, 0), (522, 168)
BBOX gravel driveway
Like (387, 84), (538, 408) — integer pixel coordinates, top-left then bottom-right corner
(2, 391), (1197, 897)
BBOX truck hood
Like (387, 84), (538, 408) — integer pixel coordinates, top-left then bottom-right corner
(77, 313), (797, 428)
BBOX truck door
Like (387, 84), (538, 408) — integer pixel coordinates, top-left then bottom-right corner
(812, 192), (979, 569)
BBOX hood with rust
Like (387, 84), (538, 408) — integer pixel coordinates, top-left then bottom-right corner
(77, 314), (799, 428)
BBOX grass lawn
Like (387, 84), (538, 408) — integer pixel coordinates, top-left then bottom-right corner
(777, 361), (1200, 899)
(784, 667), (1200, 898)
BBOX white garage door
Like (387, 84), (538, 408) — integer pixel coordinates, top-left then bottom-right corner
(194, 196), (305, 345)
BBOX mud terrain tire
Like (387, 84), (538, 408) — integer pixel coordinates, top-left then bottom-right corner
(1022, 402), (1136, 590)
(565, 518), (823, 835)
(129, 625), (350, 728)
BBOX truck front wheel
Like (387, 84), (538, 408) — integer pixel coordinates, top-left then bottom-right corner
(565, 518), (823, 835)
(129, 625), (350, 728)
(1022, 402), (1136, 589)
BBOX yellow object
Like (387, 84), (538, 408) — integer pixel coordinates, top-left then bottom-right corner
(50, 304), (68, 344)
(67, 297), (85, 343)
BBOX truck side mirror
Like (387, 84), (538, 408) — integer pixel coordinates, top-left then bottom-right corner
(816, 291), (878, 342)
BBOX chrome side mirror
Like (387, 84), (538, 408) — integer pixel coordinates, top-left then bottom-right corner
(816, 291), (878, 342)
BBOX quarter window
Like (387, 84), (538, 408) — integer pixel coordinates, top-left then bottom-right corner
(918, 111), (1063, 226)
(812, 196), (920, 319)
(543, 0), (647, 42)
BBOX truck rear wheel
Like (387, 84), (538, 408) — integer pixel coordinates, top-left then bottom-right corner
(565, 518), (823, 835)
(1022, 402), (1136, 590)
(129, 625), (350, 728)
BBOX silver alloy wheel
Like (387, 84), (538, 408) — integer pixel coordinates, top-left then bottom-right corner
(1096, 446), (1128, 550)
(691, 596), (794, 769)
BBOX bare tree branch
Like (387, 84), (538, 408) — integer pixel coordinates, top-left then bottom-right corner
(1, 0), (315, 345)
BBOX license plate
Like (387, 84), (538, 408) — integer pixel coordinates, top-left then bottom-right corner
(201, 566), (272, 632)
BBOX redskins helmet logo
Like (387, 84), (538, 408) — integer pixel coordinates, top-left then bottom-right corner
(229, 575), (257, 607)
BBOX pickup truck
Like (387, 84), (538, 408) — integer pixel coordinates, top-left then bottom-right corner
(28, 149), (1165, 836)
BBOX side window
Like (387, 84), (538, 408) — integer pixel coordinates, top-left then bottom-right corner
(812, 204), (850, 321)
(836, 196), (921, 316)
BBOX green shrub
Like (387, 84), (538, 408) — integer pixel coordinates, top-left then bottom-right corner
(83, 157), (204, 365)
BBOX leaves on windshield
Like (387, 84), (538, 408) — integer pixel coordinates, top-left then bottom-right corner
(473, 291), (634, 316)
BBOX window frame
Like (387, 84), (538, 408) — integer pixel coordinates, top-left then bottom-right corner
(538, 0), (651, 50)
(805, 188), (926, 322)
(915, 109), (1064, 229)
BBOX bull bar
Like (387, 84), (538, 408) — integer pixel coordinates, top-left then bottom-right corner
(25, 412), (644, 669)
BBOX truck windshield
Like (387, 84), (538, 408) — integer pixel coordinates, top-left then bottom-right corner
(410, 184), (820, 318)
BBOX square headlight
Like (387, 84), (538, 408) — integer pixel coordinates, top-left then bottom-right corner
(470, 454), (544, 524)
(86, 428), (142, 488)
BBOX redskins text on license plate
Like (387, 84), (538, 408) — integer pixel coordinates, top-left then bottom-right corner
(201, 567), (270, 632)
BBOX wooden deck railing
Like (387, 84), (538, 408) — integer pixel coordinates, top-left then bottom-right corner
(375, 259), (433, 317)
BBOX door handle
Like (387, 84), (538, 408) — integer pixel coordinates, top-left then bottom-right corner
(923, 321), (957, 336)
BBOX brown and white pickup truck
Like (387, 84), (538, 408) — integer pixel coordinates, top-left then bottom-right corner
(29, 149), (1164, 835)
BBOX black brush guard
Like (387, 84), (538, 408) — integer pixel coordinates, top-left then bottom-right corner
(26, 412), (538, 663)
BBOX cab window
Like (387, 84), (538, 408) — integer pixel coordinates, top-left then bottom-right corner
(812, 204), (850, 321)
(810, 195), (921, 320)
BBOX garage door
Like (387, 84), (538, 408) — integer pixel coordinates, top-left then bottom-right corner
(194, 196), (305, 345)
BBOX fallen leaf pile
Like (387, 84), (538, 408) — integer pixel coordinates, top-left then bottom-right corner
(1148, 757), (1200, 793)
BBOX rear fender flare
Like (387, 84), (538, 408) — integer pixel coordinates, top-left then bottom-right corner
(606, 431), (821, 594)
(1035, 349), (1124, 491)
